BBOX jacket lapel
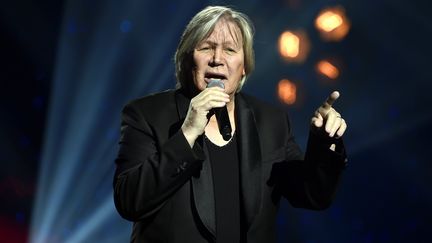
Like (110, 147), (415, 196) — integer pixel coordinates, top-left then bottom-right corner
(174, 90), (262, 236)
(236, 93), (262, 229)
(175, 90), (216, 239)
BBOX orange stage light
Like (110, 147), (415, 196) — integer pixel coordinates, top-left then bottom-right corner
(279, 31), (299, 58)
(316, 60), (339, 79)
(315, 6), (350, 41)
(278, 30), (310, 63)
(277, 79), (297, 104)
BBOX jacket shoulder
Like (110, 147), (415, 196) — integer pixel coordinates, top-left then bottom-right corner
(121, 89), (178, 125)
(126, 89), (176, 110)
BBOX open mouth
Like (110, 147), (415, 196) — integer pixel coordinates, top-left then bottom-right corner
(204, 72), (227, 83)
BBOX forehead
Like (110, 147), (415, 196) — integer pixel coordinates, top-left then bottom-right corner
(202, 19), (243, 46)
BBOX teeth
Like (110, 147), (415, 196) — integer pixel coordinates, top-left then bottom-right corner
(209, 78), (222, 81)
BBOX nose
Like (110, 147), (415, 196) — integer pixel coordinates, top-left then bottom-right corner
(210, 48), (223, 67)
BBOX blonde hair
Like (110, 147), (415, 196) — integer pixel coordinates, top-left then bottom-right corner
(174, 6), (255, 92)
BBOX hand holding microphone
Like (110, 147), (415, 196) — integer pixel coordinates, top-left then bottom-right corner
(206, 79), (232, 141)
(181, 79), (231, 147)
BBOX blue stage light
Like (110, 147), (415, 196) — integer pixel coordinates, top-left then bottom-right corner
(29, 1), (202, 242)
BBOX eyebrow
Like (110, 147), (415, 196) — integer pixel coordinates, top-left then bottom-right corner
(199, 40), (241, 48)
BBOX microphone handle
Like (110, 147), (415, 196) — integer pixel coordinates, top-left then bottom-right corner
(214, 106), (232, 141)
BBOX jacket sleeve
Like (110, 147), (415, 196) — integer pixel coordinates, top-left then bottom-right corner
(113, 103), (205, 221)
(269, 115), (347, 210)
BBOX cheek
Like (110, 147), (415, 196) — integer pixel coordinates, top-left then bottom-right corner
(192, 68), (204, 83)
(193, 52), (208, 67)
(232, 58), (245, 74)
(191, 67), (206, 90)
(193, 60), (206, 76)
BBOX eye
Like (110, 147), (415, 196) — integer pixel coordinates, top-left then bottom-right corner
(225, 47), (237, 54)
(198, 45), (211, 51)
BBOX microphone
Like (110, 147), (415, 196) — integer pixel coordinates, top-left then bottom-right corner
(207, 79), (232, 141)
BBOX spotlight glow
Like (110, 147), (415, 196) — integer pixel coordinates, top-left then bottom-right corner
(279, 31), (300, 58)
(316, 60), (340, 79)
(315, 6), (351, 41)
(277, 79), (297, 105)
(278, 30), (310, 63)
(316, 11), (343, 32)
(29, 1), (195, 243)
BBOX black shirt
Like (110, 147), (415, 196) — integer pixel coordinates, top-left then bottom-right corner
(205, 133), (242, 243)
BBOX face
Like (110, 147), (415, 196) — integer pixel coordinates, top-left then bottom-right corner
(192, 19), (245, 95)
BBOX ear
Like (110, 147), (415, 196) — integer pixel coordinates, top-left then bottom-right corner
(242, 68), (246, 76)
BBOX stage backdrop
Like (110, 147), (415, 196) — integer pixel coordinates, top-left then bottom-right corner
(1, 0), (431, 242)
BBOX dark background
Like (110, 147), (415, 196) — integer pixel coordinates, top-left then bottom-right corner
(1, 0), (431, 242)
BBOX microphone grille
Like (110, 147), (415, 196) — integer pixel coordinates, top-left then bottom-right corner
(207, 79), (225, 89)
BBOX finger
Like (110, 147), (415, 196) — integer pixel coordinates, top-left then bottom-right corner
(322, 91), (340, 109)
(207, 100), (227, 109)
(196, 98), (228, 111)
(200, 88), (229, 99)
(325, 111), (338, 133)
(198, 92), (230, 109)
(205, 91), (230, 103)
(196, 91), (229, 104)
(329, 144), (336, 151)
(311, 111), (324, 127)
(311, 117), (323, 127)
(206, 92), (230, 102)
(336, 119), (347, 137)
(195, 86), (224, 98)
(329, 117), (342, 137)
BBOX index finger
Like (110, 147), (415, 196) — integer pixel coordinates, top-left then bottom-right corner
(322, 91), (340, 108)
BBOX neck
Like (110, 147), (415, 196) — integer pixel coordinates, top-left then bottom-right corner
(227, 95), (235, 113)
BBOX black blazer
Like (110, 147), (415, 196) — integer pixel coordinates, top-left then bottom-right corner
(113, 89), (347, 243)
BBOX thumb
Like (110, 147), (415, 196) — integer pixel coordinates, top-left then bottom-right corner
(311, 112), (324, 127)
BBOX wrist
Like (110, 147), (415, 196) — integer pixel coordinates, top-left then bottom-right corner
(181, 125), (199, 147)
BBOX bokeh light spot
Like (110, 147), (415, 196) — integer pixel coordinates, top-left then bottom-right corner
(277, 79), (297, 105)
(315, 6), (351, 42)
(316, 60), (340, 79)
(278, 30), (310, 63)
